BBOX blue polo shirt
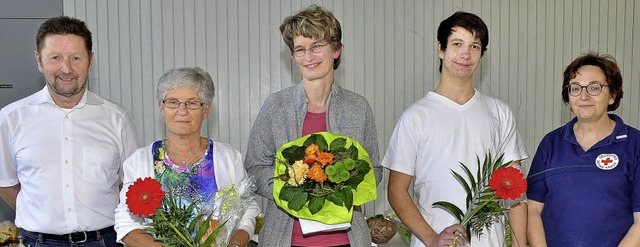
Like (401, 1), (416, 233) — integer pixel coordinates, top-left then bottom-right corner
(527, 114), (640, 246)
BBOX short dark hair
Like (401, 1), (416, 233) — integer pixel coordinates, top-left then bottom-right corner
(562, 52), (623, 111)
(436, 11), (489, 72)
(36, 16), (92, 55)
(280, 5), (343, 70)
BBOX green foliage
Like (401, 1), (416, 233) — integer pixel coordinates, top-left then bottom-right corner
(432, 152), (512, 238)
(279, 187), (308, 211)
(148, 191), (226, 247)
(308, 196), (326, 214)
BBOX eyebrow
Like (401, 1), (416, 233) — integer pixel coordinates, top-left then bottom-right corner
(569, 81), (602, 85)
(293, 42), (322, 49)
(449, 38), (481, 45)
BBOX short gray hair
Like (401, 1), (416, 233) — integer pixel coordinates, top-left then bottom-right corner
(156, 67), (215, 103)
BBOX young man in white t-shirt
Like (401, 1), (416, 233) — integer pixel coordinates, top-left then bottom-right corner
(381, 11), (528, 247)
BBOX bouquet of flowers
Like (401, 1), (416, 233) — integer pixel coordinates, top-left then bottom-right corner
(432, 152), (527, 246)
(125, 176), (256, 247)
(273, 132), (377, 224)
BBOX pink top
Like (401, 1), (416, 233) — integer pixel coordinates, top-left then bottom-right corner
(291, 111), (349, 246)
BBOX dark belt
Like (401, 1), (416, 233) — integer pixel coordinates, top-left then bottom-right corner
(26, 226), (114, 243)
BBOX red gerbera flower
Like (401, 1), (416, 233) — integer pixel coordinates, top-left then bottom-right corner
(488, 167), (527, 200)
(125, 177), (165, 217)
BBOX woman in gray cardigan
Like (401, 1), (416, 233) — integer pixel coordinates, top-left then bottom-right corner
(244, 5), (382, 247)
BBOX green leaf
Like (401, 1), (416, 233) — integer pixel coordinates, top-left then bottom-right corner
(451, 170), (472, 209)
(347, 145), (359, 159)
(330, 138), (347, 151)
(279, 187), (302, 202)
(288, 147), (306, 164)
(194, 214), (212, 244)
(281, 188), (308, 211)
(342, 188), (353, 211)
(326, 192), (344, 207)
(198, 220), (226, 247)
(308, 196), (326, 214)
(281, 145), (298, 159)
(304, 134), (328, 151)
(432, 201), (464, 222)
(187, 213), (206, 234)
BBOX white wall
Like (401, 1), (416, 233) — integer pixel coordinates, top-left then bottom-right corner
(63, 0), (640, 216)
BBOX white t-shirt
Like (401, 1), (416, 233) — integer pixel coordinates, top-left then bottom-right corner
(0, 86), (139, 234)
(114, 140), (260, 242)
(381, 90), (528, 247)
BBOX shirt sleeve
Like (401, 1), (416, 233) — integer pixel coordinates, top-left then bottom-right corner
(114, 148), (152, 243)
(0, 110), (18, 186)
(380, 111), (419, 176)
(498, 102), (529, 164)
(527, 137), (550, 203)
(119, 111), (140, 180)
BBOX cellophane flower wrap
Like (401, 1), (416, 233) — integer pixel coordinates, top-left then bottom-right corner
(125, 176), (257, 247)
(273, 132), (377, 224)
(432, 152), (527, 246)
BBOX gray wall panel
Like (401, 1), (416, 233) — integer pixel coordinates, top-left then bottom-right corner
(63, 0), (640, 218)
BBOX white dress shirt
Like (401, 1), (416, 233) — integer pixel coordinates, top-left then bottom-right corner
(0, 86), (139, 234)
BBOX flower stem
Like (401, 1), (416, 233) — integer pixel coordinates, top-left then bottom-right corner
(459, 195), (497, 227)
(158, 213), (194, 247)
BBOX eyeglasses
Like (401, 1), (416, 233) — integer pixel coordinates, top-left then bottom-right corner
(292, 43), (330, 57)
(566, 83), (609, 97)
(162, 99), (205, 110)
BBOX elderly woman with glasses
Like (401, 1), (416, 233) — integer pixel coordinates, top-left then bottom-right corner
(243, 5), (381, 247)
(527, 53), (640, 246)
(114, 67), (260, 247)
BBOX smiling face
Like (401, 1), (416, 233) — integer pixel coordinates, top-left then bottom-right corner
(35, 34), (93, 105)
(160, 87), (211, 137)
(568, 65), (615, 123)
(291, 36), (342, 83)
(437, 26), (482, 82)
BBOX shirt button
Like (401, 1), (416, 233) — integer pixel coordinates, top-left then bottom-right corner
(67, 208), (72, 212)
(64, 137), (69, 141)
(65, 160), (69, 164)
(66, 184), (70, 188)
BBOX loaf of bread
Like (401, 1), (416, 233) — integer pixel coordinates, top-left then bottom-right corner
(0, 221), (18, 243)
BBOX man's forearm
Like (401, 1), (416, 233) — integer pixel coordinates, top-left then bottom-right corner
(0, 184), (20, 210)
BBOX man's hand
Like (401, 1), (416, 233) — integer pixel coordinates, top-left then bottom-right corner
(425, 224), (467, 247)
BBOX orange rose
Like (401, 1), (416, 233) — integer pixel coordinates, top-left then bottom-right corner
(316, 151), (335, 166)
(307, 164), (328, 183)
(304, 144), (319, 163)
(305, 144), (319, 155)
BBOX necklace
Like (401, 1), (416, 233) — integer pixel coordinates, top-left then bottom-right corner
(167, 137), (203, 165)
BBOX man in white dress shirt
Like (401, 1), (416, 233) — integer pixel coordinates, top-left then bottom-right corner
(0, 16), (138, 246)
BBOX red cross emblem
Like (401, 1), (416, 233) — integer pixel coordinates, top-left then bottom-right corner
(595, 154), (619, 170)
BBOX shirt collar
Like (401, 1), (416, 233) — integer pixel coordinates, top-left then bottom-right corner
(563, 113), (628, 146)
(29, 86), (103, 109)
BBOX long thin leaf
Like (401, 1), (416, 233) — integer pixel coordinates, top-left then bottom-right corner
(433, 201), (464, 222)
(451, 170), (474, 208)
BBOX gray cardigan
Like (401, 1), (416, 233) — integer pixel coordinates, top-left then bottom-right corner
(244, 82), (381, 247)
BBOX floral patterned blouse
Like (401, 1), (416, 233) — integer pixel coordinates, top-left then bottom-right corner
(152, 138), (219, 211)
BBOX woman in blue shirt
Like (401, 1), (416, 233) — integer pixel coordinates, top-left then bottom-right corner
(527, 53), (640, 246)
